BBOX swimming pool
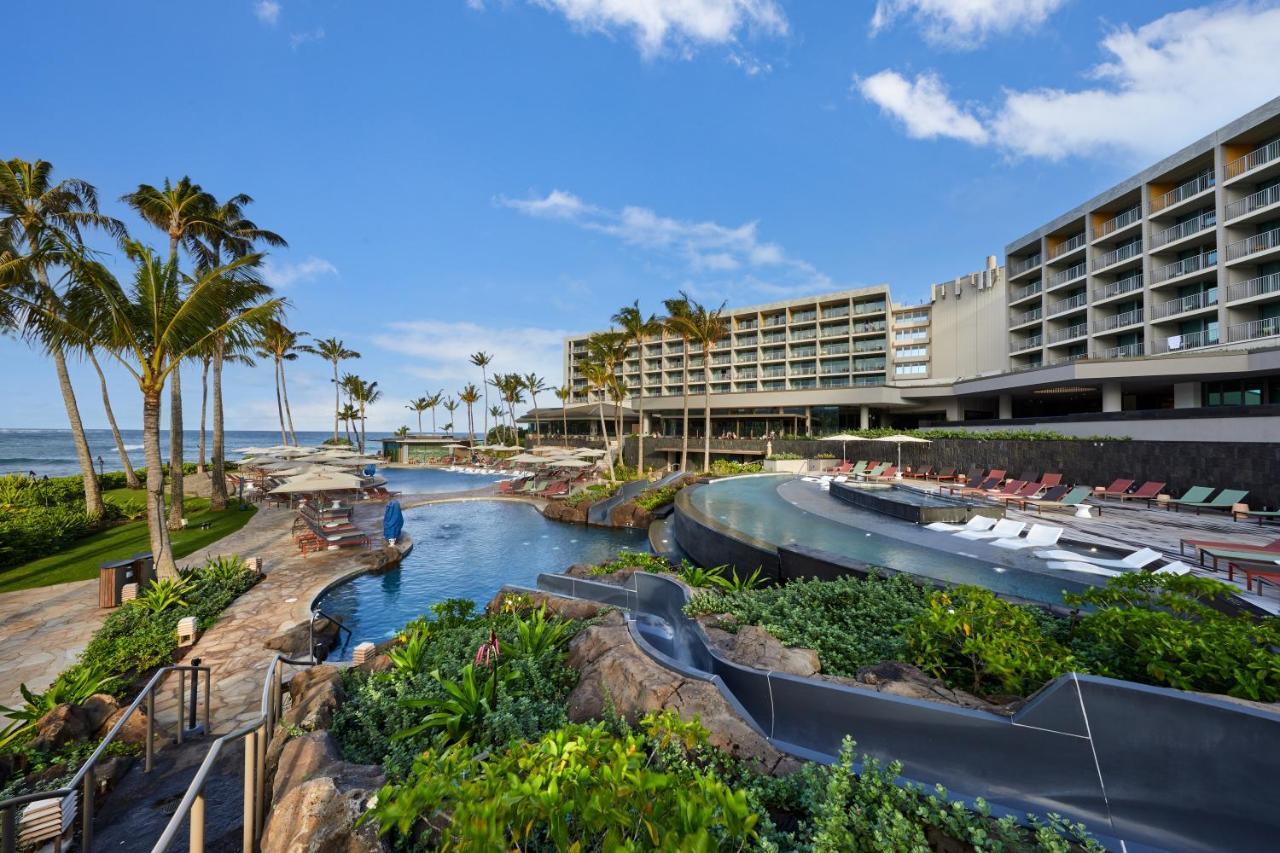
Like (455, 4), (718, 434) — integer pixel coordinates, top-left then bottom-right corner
(678, 475), (1087, 605)
(315, 500), (645, 658)
(379, 467), (506, 494)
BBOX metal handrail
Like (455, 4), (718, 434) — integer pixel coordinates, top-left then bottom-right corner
(152, 654), (315, 853)
(1152, 170), (1215, 210)
(0, 664), (210, 853)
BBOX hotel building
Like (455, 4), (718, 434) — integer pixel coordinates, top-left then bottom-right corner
(550, 97), (1280, 441)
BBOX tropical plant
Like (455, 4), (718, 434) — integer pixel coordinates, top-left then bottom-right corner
(589, 549), (673, 576)
(442, 398), (459, 436)
(0, 662), (117, 750)
(458, 383), (481, 446)
(257, 320), (305, 446)
(634, 484), (680, 511)
(342, 375), (381, 453)
(338, 402), (360, 445)
(679, 295), (729, 473)
(387, 621), (433, 674)
(662, 294), (694, 472)
(612, 301), (660, 474)
(489, 373), (526, 437)
(393, 663), (512, 744)
(301, 337), (360, 443)
(424, 390), (445, 434)
(521, 372), (547, 444)
(196, 554), (250, 586)
(710, 566), (769, 592)
(469, 351), (493, 438)
(509, 607), (574, 658)
(676, 562), (727, 589)
(135, 576), (192, 614)
(406, 396), (429, 434)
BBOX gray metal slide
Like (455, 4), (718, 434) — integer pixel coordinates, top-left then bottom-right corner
(586, 470), (686, 526)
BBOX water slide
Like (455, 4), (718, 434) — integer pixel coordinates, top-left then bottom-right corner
(586, 470), (686, 527)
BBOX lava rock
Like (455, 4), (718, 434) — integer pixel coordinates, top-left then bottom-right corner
(260, 776), (384, 853)
(484, 587), (606, 620)
(702, 624), (820, 677)
(31, 704), (91, 752)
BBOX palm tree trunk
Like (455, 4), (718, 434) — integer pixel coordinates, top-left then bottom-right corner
(210, 341), (229, 511)
(143, 387), (178, 578)
(197, 356), (209, 474)
(531, 395), (540, 445)
(597, 395), (615, 483)
(417, 411), (423, 434)
(167, 364), (185, 530)
(702, 351), (712, 473)
(331, 361), (340, 443)
(561, 401), (568, 440)
(88, 348), (141, 490)
(635, 353), (646, 475)
(280, 361), (298, 445)
(680, 340), (690, 472)
(51, 344), (106, 517)
(273, 358), (287, 445)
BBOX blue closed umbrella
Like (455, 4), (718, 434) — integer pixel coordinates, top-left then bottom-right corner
(383, 500), (404, 544)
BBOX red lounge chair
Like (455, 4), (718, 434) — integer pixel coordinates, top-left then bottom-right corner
(928, 466), (956, 481)
(953, 475), (1002, 497)
(1038, 473), (1063, 489)
(906, 465), (934, 479)
(871, 465), (899, 480)
(993, 480), (1042, 503)
(1114, 481), (1164, 502)
(986, 479), (1028, 498)
(1226, 558), (1280, 594)
(1099, 478), (1135, 499)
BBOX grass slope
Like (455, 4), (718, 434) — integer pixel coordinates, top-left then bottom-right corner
(0, 488), (257, 594)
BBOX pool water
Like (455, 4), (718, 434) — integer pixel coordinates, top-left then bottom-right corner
(380, 467), (506, 494)
(315, 500), (645, 658)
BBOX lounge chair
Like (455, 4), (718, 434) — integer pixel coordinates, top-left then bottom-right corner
(1035, 546), (1162, 570)
(1016, 485), (1100, 516)
(948, 465), (983, 484)
(992, 523), (1063, 550)
(1045, 561), (1121, 577)
(869, 465), (898, 480)
(925, 515), (998, 533)
(849, 460), (871, 477)
(1111, 481), (1164, 503)
(1099, 478), (1135, 499)
(941, 470), (986, 494)
(1157, 485), (1214, 510)
(1014, 470), (1040, 485)
(949, 474), (1004, 497)
(906, 465), (934, 479)
(861, 463), (889, 478)
(985, 480), (1030, 500)
(1190, 541), (1280, 571)
(992, 481), (1047, 503)
(955, 519), (1026, 541)
(1154, 561), (1192, 576)
(928, 466), (957, 481)
(1234, 508), (1280, 525)
(1038, 473), (1063, 490)
(1169, 488), (1249, 515)
(1226, 558), (1280, 593)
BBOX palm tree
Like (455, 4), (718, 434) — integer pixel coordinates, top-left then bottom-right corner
(53, 241), (277, 577)
(458, 383), (481, 447)
(338, 403), (359, 445)
(522, 373), (547, 445)
(681, 297), (729, 473)
(442, 398), (459, 435)
(612, 301), (660, 475)
(662, 295), (694, 472)
(257, 320), (304, 446)
(425, 390), (444, 434)
(487, 405), (505, 442)
(0, 159), (125, 518)
(469, 351), (494, 438)
(300, 337), (359, 443)
(492, 374), (526, 441)
(406, 397), (430, 434)
(85, 346), (142, 488)
(349, 377), (380, 453)
(578, 361), (616, 483)
(554, 385), (571, 440)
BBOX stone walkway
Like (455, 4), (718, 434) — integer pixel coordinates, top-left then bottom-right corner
(0, 579), (105, 709)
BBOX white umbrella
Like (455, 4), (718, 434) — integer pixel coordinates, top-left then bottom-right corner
(871, 434), (932, 471)
(819, 433), (864, 463)
(268, 472), (364, 494)
(509, 453), (550, 464)
(240, 455), (283, 468)
(234, 446), (271, 455)
(573, 448), (607, 457)
(549, 458), (591, 468)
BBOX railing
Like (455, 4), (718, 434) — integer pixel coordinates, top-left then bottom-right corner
(153, 654), (314, 853)
(1094, 274), (1144, 301)
(854, 339), (886, 352)
(1152, 170), (1215, 210)
(1010, 280), (1043, 302)
(820, 376), (851, 388)
(1010, 253), (1041, 275)
(791, 312), (817, 323)
(0, 664), (212, 853)
(761, 368), (786, 377)
(1010, 334), (1043, 353)
(1047, 232), (1086, 260)
(762, 315), (786, 327)
(853, 360), (886, 372)
(733, 336), (757, 347)
(1225, 138), (1280, 180)
(734, 355), (756, 364)
(1151, 211), (1215, 248)
(736, 320), (757, 331)
(1050, 352), (1089, 365)
(1227, 270), (1280, 302)
(1152, 328), (1219, 353)
(1228, 316), (1280, 342)
(1048, 293), (1088, 316)
(1152, 249), (1216, 283)
(789, 366), (816, 376)
(852, 376), (886, 387)
(820, 344), (850, 355)
(1048, 262), (1086, 288)
(1095, 308), (1143, 332)
(894, 313), (929, 326)
(1095, 239), (1143, 268)
(819, 364), (849, 375)
(853, 302), (887, 315)
(1012, 306), (1042, 326)
(760, 350), (785, 361)
(789, 329), (817, 341)
(761, 332), (786, 344)
(819, 324), (849, 338)
(1225, 182), (1280, 220)
(820, 306), (849, 319)
(1100, 342), (1144, 359)
(1096, 205), (1142, 237)
(851, 321), (887, 334)
(1226, 225), (1280, 262)
(735, 370), (757, 379)
(1048, 324), (1088, 344)
(789, 348), (816, 359)
(1152, 289), (1218, 320)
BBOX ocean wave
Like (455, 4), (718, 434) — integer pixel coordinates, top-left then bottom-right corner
(0, 457), (80, 465)
(123, 444), (144, 451)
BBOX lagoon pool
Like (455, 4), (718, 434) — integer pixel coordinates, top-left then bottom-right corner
(315, 500), (645, 658)
(380, 466), (505, 494)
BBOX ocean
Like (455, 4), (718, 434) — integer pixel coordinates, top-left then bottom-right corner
(0, 428), (393, 478)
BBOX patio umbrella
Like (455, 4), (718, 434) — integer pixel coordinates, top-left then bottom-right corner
(383, 500), (404, 545)
(573, 448), (607, 457)
(240, 455), (283, 468)
(549, 458), (592, 468)
(233, 446), (271, 455)
(509, 453), (550, 464)
(871, 434), (932, 471)
(819, 433), (864, 463)
(268, 472), (364, 494)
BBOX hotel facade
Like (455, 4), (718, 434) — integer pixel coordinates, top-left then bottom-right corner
(553, 98), (1280, 442)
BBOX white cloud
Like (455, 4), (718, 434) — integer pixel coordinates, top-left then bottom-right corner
(498, 189), (832, 297)
(869, 0), (1068, 46)
(289, 27), (325, 49)
(261, 256), (338, 289)
(859, 3), (1280, 161)
(254, 0), (281, 25)
(856, 70), (989, 144)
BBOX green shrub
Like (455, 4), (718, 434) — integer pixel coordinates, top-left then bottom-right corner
(902, 586), (1076, 698)
(766, 452), (804, 460)
(686, 574), (927, 677)
(561, 482), (618, 508)
(588, 549), (672, 576)
(634, 484), (679, 511)
(708, 459), (763, 476)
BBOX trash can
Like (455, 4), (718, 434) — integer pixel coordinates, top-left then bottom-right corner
(99, 552), (154, 607)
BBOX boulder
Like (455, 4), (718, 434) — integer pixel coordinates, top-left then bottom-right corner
(838, 661), (1014, 715)
(260, 776), (384, 853)
(702, 625), (820, 677)
(566, 612), (799, 776)
(484, 588), (606, 621)
(94, 706), (151, 746)
(30, 704), (91, 752)
(608, 502), (654, 529)
(273, 731), (342, 802)
(267, 619), (343, 661)
(354, 654), (393, 675)
(284, 677), (346, 731)
(287, 665), (343, 704)
(80, 693), (121, 733)
(542, 501), (588, 524)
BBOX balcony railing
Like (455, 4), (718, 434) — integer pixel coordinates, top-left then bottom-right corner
(1048, 232), (1086, 260)
(791, 311), (817, 323)
(1228, 316), (1280, 342)
(1048, 324), (1088, 345)
(1152, 170), (1215, 211)
(821, 344), (850, 355)
(1096, 205), (1142, 237)
(1151, 211), (1215, 248)
(1095, 308), (1143, 332)
(1012, 306), (1042, 326)
(736, 320), (757, 331)
(763, 315), (786, 327)
(852, 321), (887, 334)
(820, 306), (849, 319)
(854, 301), (887, 315)
(1152, 249), (1217, 284)
(1010, 334), (1043, 353)
(1010, 253), (1042, 275)
(853, 359), (887, 372)
(854, 339), (886, 353)
(1050, 352), (1090, 366)
(790, 348), (817, 359)
(1225, 182), (1280, 221)
(790, 329), (817, 341)
(820, 324), (849, 338)
(1094, 274), (1143, 301)
(1226, 225), (1280, 262)
(852, 376), (886, 387)
(1048, 292), (1088, 316)
(790, 366), (816, 377)
(733, 355), (756, 364)
(1225, 138), (1280, 180)
(761, 368), (786, 377)
(712, 354), (732, 364)
(1010, 280), (1043, 302)
(734, 337), (757, 348)
(1227, 270), (1280, 302)
(1048, 262), (1087, 288)
(1100, 342), (1144, 359)
(820, 364), (850, 375)
(1152, 328), (1219, 353)
(760, 350), (785, 361)
(1096, 240), (1143, 269)
(761, 332), (786, 344)
(1152, 289), (1218, 320)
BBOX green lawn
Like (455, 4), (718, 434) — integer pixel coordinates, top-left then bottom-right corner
(0, 488), (258, 594)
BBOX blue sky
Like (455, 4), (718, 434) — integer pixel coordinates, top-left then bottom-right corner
(5, 0), (1280, 431)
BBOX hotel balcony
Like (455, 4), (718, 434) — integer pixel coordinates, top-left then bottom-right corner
(1010, 306), (1042, 329)
(1151, 249), (1217, 286)
(853, 301), (887, 315)
(734, 336), (758, 348)
(1047, 262), (1087, 291)
(1010, 334), (1043, 353)
(1227, 316), (1280, 343)
(851, 320), (887, 335)
(854, 339), (886, 353)
(790, 366), (817, 377)
(820, 376), (852, 388)
(819, 323), (850, 339)
(762, 314), (786, 327)
(1227, 270), (1280, 304)
(1099, 342), (1144, 359)
(761, 380), (785, 391)
(1151, 170), (1215, 214)
(790, 347), (817, 359)
(1093, 274), (1144, 304)
(791, 311), (817, 323)
(820, 305), (850, 320)
(1094, 240), (1143, 272)
(1224, 138), (1280, 183)
(1008, 253), (1041, 281)
(1049, 352), (1090, 366)
(1047, 323), (1088, 346)
(760, 349), (786, 362)
(820, 342), (851, 356)
(852, 359), (887, 373)
(1093, 206), (1142, 242)
(1047, 292), (1088, 318)
(761, 367), (786, 378)
(790, 328), (817, 341)
(736, 319), (758, 331)
(1224, 182), (1280, 224)
(1151, 328), (1220, 354)
(1150, 211), (1216, 250)
(852, 376), (887, 387)
(1047, 232), (1087, 263)
(733, 354), (756, 364)
(1151, 289), (1218, 321)
(1094, 308), (1143, 333)
(1009, 280), (1044, 305)
(1226, 225), (1280, 265)
(761, 331), (787, 344)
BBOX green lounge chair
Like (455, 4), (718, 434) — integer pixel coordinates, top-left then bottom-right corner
(862, 463), (889, 478)
(1170, 488), (1248, 514)
(1018, 485), (1099, 516)
(1160, 485), (1213, 510)
(1235, 508), (1280, 525)
(1193, 542), (1280, 571)
(850, 460), (870, 476)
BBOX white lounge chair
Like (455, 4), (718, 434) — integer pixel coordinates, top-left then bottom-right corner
(925, 515), (997, 534)
(834, 475), (849, 483)
(992, 523), (1063, 550)
(955, 519), (1026, 541)
(1046, 561), (1121, 577)
(1034, 546), (1161, 570)
(1154, 561), (1192, 575)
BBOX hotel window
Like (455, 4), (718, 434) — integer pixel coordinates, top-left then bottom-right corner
(894, 346), (928, 359)
(894, 311), (929, 326)
(1203, 379), (1267, 407)
(894, 328), (928, 342)
(894, 363), (927, 376)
